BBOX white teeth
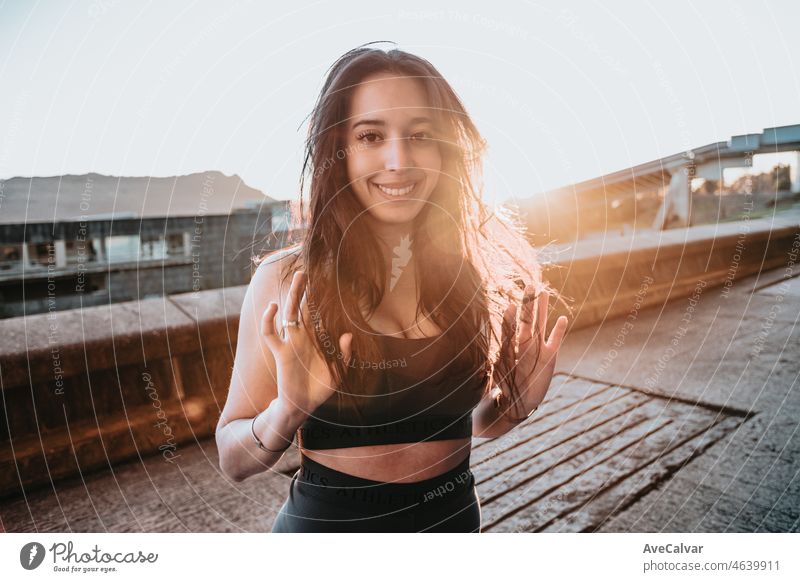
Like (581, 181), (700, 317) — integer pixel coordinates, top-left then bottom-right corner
(376, 182), (416, 196)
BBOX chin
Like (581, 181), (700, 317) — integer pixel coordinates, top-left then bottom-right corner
(367, 204), (425, 225)
(356, 191), (430, 224)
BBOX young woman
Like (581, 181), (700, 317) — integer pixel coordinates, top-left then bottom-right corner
(215, 43), (570, 533)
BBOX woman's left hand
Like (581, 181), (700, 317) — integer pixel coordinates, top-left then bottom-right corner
(493, 285), (569, 415)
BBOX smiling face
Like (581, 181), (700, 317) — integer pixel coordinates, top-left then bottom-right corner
(343, 72), (443, 233)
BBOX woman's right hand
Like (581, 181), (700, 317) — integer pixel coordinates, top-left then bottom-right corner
(260, 269), (353, 416)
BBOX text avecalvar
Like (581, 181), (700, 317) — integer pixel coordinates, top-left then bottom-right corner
(643, 543), (703, 554)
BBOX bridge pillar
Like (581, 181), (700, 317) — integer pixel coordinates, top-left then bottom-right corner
(652, 169), (691, 229)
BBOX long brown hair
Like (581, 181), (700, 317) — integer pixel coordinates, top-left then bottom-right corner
(258, 42), (567, 422)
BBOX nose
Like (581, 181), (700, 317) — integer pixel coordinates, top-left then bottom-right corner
(384, 134), (412, 172)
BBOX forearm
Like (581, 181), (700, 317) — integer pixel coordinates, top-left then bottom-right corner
(472, 385), (539, 439)
(216, 398), (308, 482)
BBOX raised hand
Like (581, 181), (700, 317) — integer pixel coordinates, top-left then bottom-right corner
(493, 285), (569, 415)
(260, 270), (353, 416)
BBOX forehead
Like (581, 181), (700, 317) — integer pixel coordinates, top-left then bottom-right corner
(346, 73), (433, 125)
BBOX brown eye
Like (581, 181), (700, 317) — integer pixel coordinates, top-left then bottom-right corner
(356, 131), (381, 144)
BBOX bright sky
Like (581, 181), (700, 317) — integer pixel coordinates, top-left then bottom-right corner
(0, 0), (798, 207)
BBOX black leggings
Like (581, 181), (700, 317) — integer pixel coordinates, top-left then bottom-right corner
(271, 453), (481, 533)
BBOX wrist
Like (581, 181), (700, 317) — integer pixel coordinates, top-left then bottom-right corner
(251, 412), (291, 453)
(492, 385), (540, 424)
(272, 397), (310, 425)
(502, 404), (538, 424)
(251, 398), (306, 454)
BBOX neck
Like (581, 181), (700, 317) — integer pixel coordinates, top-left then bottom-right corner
(366, 219), (413, 256)
(369, 220), (414, 247)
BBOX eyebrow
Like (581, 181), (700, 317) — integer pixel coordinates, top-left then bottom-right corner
(350, 116), (434, 130)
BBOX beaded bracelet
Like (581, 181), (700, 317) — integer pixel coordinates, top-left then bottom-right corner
(251, 413), (293, 453)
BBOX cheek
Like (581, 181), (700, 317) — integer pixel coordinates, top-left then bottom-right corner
(345, 150), (374, 186)
(422, 149), (443, 190)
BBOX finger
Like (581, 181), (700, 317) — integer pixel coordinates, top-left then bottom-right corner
(299, 278), (315, 338)
(546, 315), (569, 349)
(518, 284), (536, 344)
(502, 301), (517, 357)
(283, 270), (305, 328)
(495, 301), (517, 391)
(492, 303), (510, 383)
(339, 332), (353, 366)
(299, 279), (309, 317)
(538, 290), (549, 345)
(260, 302), (282, 350)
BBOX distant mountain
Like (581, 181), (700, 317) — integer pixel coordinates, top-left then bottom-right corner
(0, 171), (275, 224)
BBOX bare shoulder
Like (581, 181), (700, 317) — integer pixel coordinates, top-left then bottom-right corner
(251, 243), (304, 299)
(256, 242), (304, 267)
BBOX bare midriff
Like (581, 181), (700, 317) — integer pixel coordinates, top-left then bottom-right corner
(300, 437), (472, 483)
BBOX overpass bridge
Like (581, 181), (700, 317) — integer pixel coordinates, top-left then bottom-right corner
(519, 124), (800, 244)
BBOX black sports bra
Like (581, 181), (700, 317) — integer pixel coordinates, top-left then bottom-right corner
(295, 327), (489, 450)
